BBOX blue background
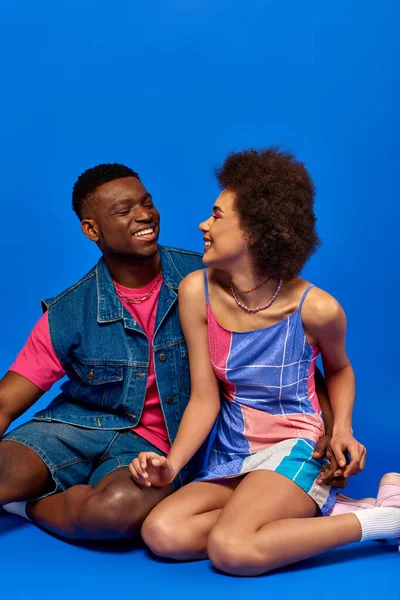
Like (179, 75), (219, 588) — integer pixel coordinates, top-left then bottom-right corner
(1, 1), (399, 596)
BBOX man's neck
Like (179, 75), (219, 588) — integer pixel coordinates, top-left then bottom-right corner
(104, 251), (161, 289)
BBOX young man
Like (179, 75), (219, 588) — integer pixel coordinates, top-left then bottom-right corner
(0, 164), (204, 540)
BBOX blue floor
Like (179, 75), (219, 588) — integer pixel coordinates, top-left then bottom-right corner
(2, 514), (398, 600)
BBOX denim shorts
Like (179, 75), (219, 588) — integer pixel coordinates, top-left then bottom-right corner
(3, 420), (179, 500)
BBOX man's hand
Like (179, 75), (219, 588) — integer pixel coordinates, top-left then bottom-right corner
(129, 452), (176, 488)
(312, 433), (331, 462)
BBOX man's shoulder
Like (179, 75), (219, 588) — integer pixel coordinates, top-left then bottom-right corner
(161, 245), (203, 259)
(42, 264), (98, 311)
(160, 245), (204, 279)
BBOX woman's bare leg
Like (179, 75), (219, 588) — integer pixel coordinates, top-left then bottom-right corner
(142, 478), (241, 559)
(207, 470), (395, 576)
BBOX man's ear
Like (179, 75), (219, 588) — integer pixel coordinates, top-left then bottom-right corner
(81, 219), (100, 242)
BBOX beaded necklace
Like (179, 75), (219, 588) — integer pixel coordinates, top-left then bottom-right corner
(230, 279), (283, 314)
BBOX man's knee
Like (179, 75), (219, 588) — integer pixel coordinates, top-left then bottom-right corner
(79, 480), (162, 538)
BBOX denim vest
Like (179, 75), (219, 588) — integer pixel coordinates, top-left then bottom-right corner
(33, 246), (204, 483)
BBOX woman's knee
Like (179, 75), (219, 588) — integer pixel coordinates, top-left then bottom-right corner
(207, 527), (258, 575)
(208, 528), (241, 571)
(142, 511), (190, 558)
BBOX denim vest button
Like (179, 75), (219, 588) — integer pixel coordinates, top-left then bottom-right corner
(125, 411), (137, 419)
(88, 369), (95, 381)
(159, 353), (167, 362)
(166, 396), (173, 404)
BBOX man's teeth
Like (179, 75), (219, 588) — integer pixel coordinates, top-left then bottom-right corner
(205, 241), (213, 247)
(134, 228), (154, 237)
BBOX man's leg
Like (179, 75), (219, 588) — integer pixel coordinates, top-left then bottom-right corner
(28, 466), (172, 540)
(0, 440), (53, 502)
(2, 424), (175, 541)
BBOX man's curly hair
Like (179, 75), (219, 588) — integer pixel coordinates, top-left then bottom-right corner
(215, 148), (320, 280)
(72, 163), (140, 220)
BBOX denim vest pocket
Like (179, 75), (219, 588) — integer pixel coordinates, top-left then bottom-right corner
(72, 361), (124, 385)
(67, 358), (125, 409)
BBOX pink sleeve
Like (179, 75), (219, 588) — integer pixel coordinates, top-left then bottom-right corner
(9, 312), (66, 391)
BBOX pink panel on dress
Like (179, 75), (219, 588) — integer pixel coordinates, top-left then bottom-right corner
(207, 305), (236, 401)
(241, 403), (325, 452)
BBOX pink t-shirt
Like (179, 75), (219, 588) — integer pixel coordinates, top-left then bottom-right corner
(10, 275), (171, 454)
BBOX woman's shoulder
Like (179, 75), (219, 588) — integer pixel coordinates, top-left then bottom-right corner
(179, 268), (229, 292)
(179, 266), (209, 291)
(178, 269), (210, 323)
(298, 280), (345, 328)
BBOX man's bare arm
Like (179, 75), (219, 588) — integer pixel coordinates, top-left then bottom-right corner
(0, 372), (44, 436)
(315, 366), (333, 435)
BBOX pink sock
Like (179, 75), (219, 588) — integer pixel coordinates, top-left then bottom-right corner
(329, 494), (375, 516)
(377, 485), (400, 509)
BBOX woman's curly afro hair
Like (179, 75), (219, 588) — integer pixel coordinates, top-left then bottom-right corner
(215, 147), (320, 280)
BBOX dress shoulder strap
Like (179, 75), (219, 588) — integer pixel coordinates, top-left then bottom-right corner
(203, 268), (210, 303)
(298, 284), (314, 310)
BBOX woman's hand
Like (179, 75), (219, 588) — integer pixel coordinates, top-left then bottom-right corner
(313, 434), (346, 487)
(312, 431), (366, 486)
(330, 429), (366, 478)
(129, 452), (177, 488)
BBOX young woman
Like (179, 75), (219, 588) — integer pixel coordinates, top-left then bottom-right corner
(130, 148), (400, 576)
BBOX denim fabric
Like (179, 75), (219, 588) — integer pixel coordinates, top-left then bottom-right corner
(3, 420), (180, 500)
(33, 246), (203, 486)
